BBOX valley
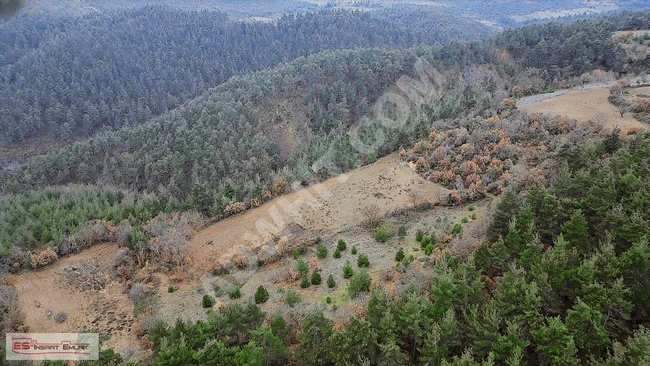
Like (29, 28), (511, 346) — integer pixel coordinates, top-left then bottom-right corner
(1, 4), (650, 365)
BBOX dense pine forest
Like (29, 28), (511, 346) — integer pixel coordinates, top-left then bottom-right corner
(0, 7), (489, 144)
(1, 11), (649, 254)
(1, 5), (650, 366)
(143, 133), (650, 366)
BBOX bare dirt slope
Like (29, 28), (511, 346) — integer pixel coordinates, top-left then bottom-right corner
(156, 154), (453, 324)
(8, 243), (137, 352)
(188, 153), (450, 271)
(9, 153), (451, 354)
(520, 88), (648, 131)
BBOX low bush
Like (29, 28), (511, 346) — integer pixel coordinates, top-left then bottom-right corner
(228, 286), (241, 299)
(285, 289), (301, 306)
(202, 295), (215, 308)
(343, 261), (354, 279)
(416, 230), (424, 242)
(375, 229), (388, 243)
(395, 248), (405, 262)
(316, 243), (328, 259)
(357, 254), (370, 268)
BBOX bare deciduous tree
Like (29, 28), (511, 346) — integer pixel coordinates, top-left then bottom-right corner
(359, 203), (381, 228)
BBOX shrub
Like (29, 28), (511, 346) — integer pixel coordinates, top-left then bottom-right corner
(416, 230), (424, 242)
(327, 275), (336, 288)
(351, 246), (358, 255)
(452, 223), (463, 235)
(326, 296), (332, 304)
(337, 239), (347, 251)
(316, 243), (328, 259)
(301, 274), (310, 288)
(395, 248), (405, 262)
(55, 312), (68, 323)
(333, 248), (341, 258)
(347, 270), (372, 297)
(461, 217), (469, 223)
(254, 285), (269, 304)
(297, 258), (309, 276)
(213, 285), (225, 297)
(406, 255), (415, 264)
(202, 295), (215, 308)
(471, 213), (477, 220)
(343, 261), (354, 279)
(375, 228), (388, 243)
(29, 247), (58, 269)
(285, 289), (301, 306)
(129, 283), (148, 303)
(167, 286), (175, 293)
(468, 204), (476, 211)
(228, 286), (241, 299)
(424, 244), (434, 255)
(224, 201), (246, 216)
(398, 226), (407, 237)
(357, 254), (370, 268)
(311, 270), (322, 285)
(293, 246), (306, 259)
(420, 235), (431, 249)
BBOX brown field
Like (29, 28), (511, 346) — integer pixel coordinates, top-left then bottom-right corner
(187, 153), (449, 271)
(520, 88), (648, 132)
(8, 243), (138, 352)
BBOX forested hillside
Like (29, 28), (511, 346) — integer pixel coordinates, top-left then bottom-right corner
(1, 11), (649, 254)
(1, 5), (650, 365)
(0, 7), (490, 145)
(142, 132), (650, 365)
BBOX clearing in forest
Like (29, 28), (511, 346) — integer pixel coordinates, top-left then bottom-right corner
(519, 88), (648, 132)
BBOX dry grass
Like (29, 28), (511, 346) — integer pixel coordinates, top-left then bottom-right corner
(520, 88), (648, 131)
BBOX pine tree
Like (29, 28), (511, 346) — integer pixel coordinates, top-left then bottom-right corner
(343, 261), (354, 279)
(254, 285), (270, 304)
(311, 270), (322, 285)
(532, 317), (580, 366)
(296, 311), (333, 366)
(395, 248), (405, 262)
(561, 210), (591, 253)
(327, 274), (335, 288)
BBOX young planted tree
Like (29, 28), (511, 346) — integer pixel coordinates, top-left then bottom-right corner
(254, 285), (270, 304)
(395, 248), (405, 262)
(337, 239), (347, 251)
(347, 270), (372, 297)
(327, 275), (336, 288)
(316, 243), (328, 259)
(311, 270), (322, 285)
(358, 254), (370, 268)
(301, 274), (311, 289)
(343, 261), (354, 279)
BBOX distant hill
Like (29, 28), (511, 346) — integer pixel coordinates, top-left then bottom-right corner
(0, 6), (491, 149)
(8, 0), (650, 25)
